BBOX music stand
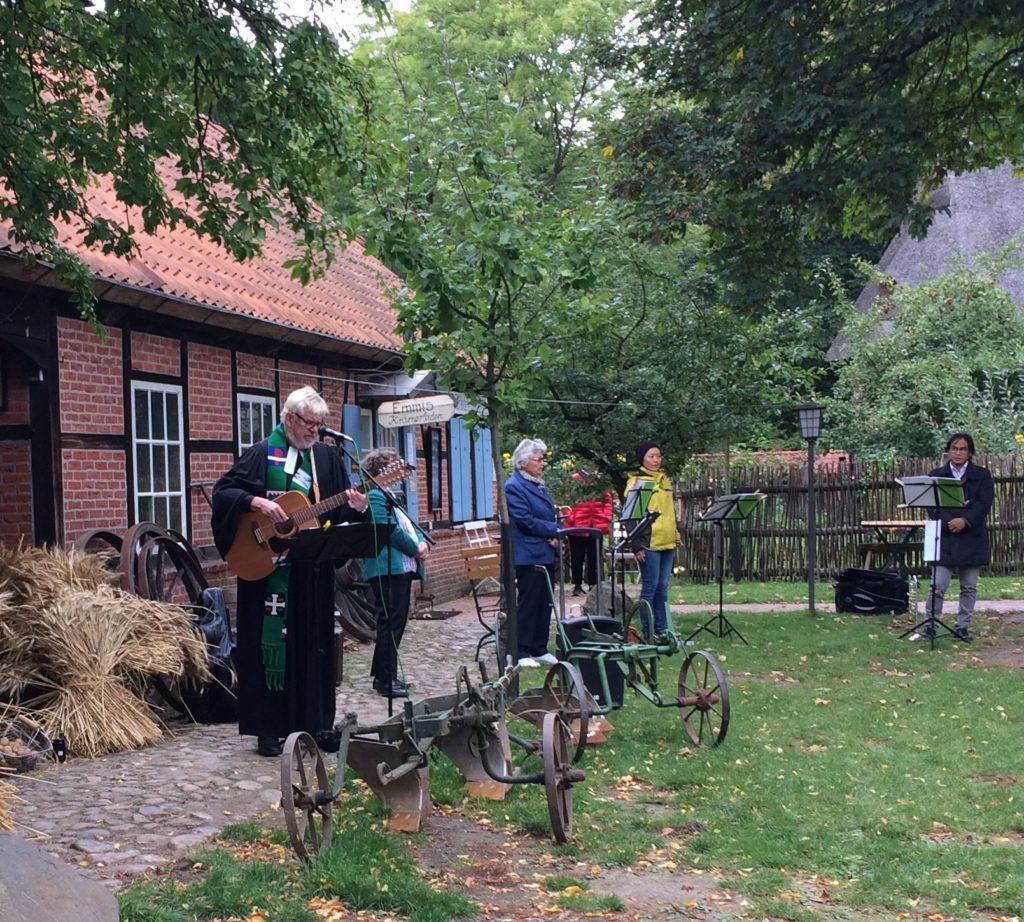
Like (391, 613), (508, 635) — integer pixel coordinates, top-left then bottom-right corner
(283, 522), (395, 564)
(895, 476), (964, 647)
(686, 493), (764, 645)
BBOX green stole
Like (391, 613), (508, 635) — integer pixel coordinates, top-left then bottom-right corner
(262, 426), (314, 691)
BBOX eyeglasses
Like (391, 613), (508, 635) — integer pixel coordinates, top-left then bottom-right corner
(290, 411), (322, 430)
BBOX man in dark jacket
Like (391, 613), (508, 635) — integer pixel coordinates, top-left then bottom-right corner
(211, 387), (367, 755)
(925, 432), (993, 642)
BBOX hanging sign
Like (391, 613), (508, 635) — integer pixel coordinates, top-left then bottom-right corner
(377, 394), (456, 429)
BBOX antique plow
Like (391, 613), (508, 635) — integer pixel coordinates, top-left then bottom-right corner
(280, 661), (589, 860)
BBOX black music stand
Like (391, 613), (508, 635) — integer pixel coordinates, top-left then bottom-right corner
(283, 522), (395, 564)
(895, 476), (964, 648)
(686, 492), (764, 645)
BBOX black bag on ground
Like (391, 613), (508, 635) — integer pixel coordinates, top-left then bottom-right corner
(834, 568), (909, 615)
(154, 587), (238, 722)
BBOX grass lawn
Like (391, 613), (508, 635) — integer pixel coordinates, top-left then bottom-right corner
(671, 572), (1024, 607)
(120, 582), (1024, 921)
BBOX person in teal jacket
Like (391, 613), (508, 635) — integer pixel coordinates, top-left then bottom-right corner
(361, 448), (428, 698)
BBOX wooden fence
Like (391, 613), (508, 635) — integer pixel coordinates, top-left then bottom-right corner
(673, 453), (1024, 582)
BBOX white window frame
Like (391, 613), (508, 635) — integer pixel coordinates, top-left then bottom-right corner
(237, 393), (277, 452)
(131, 381), (187, 535)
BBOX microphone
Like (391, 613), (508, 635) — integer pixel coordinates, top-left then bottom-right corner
(319, 425), (354, 443)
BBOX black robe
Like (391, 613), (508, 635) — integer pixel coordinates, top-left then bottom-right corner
(211, 439), (360, 740)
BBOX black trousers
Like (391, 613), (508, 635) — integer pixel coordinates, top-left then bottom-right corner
(515, 562), (556, 658)
(568, 534), (599, 588)
(369, 572), (415, 685)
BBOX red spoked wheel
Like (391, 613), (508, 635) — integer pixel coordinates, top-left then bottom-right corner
(677, 650), (730, 748)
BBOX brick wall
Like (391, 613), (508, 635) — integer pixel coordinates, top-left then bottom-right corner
(277, 360), (317, 401)
(131, 331), (181, 376)
(62, 448), (129, 541)
(420, 527), (472, 602)
(58, 318), (123, 434)
(0, 441), (33, 545)
(236, 352), (276, 392)
(190, 451), (234, 549)
(187, 343), (232, 440)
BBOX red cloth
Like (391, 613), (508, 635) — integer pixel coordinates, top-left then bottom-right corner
(562, 492), (613, 534)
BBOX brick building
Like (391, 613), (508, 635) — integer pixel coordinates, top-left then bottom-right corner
(0, 176), (494, 603)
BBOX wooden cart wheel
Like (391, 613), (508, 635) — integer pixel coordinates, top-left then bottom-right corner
(135, 534), (208, 607)
(281, 731), (333, 860)
(677, 649), (730, 748)
(541, 711), (574, 844)
(541, 662), (590, 764)
(72, 528), (124, 556)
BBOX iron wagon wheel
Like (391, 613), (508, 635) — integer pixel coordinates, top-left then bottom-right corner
(120, 522), (172, 595)
(541, 662), (590, 764)
(281, 731), (333, 860)
(677, 649), (730, 748)
(72, 528), (124, 556)
(621, 597), (653, 644)
(135, 533), (209, 607)
(72, 529), (124, 575)
(334, 592), (377, 643)
(541, 711), (575, 844)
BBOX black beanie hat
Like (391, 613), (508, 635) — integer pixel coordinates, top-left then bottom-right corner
(636, 441), (660, 466)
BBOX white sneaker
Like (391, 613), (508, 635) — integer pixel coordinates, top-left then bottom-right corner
(536, 652), (559, 665)
(517, 657), (540, 668)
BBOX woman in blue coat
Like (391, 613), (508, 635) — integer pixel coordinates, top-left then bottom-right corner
(362, 448), (429, 697)
(504, 438), (560, 667)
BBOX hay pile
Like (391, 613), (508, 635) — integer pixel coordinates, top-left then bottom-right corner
(0, 776), (12, 830)
(0, 543), (210, 757)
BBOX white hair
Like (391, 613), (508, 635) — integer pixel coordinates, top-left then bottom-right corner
(511, 438), (547, 470)
(282, 386), (328, 420)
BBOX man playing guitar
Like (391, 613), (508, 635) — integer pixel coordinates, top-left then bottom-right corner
(211, 386), (367, 757)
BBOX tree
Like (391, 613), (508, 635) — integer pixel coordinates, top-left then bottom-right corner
(521, 233), (826, 488)
(1, 0), (384, 318)
(613, 0), (1024, 309)
(828, 253), (1024, 458)
(353, 0), (631, 466)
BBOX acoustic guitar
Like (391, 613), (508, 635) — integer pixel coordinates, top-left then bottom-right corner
(225, 460), (412, 581)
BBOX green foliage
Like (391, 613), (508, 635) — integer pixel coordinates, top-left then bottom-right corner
(521, 240), (828, 478)
(621, 0), (1024, 251)
(829, 253), (1024, 457)
(1, 0), (380, 321)
(348, 0), (637, 473)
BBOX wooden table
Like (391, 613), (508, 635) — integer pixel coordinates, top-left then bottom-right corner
(859, 520), (926, 572)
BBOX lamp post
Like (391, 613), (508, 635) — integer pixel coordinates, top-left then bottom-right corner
(797, 403), (825, 615)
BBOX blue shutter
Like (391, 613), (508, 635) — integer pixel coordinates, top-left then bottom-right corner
(448, 420), (472, 522)
(342, 404), (361, 451)
(473, 427), (494, 519)
(339, 404), (362, 486)
(402, 427), (420, 523)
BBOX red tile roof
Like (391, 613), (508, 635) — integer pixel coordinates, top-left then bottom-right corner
(0, 160), (405, 360)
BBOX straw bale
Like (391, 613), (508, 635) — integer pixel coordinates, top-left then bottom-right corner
(0, 543), (212, 757)
(0, 777), (13, 831)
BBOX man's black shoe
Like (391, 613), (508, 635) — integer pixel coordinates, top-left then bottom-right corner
(954, 627), (973, 642)
(257, 736), (283, 757)
(375, 680), (408, 698)
(315, 729), (342, 753)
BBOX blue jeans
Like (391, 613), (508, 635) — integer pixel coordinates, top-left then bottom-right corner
(638, 548), (675, 634)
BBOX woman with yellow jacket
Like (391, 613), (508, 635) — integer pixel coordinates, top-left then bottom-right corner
(625, 441), (678, 637)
